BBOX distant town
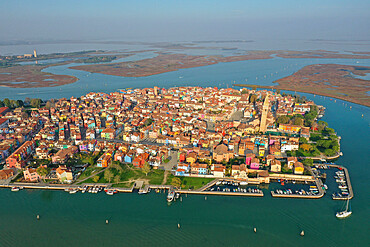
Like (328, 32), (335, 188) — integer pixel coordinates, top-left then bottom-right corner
(0, 87), (351, 200)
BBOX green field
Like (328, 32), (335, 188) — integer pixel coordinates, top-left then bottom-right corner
(166, 175), (214, 190)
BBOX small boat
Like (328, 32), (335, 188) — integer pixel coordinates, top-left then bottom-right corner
(336, 198), (352, 219)
(300, 230), (305, 236)
(216, 181), (221, 185)
(106, 190), (114, 196)
(11, 187), (20, 192)
(323, 184), (328, 190)
(69, 189), (77, 194)
(240, 181), (248, 186)
(138, 189), (147, 194)
(167, 190), (175, 202)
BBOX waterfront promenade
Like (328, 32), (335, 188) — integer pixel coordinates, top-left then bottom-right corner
(0, 164), (353, 200)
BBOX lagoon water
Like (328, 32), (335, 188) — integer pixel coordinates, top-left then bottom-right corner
(0, 47), (369, 246)
(0, 97), (369, 247)
(1, 55), (370, 100)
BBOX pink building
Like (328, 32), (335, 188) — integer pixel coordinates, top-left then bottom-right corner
(23, 168), (41, 182)
(250, 158), (260, 169)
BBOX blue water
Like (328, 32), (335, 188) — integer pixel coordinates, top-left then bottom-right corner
(0, 97), (368, 247)
(0, 49), (369, 246)
(1, 56), (369, 100)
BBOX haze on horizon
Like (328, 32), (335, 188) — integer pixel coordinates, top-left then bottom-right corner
(1, 0), (369, 43)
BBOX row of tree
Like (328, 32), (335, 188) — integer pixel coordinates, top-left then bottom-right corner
(276, 105), (319, 128)
(0, 97), (42, 108)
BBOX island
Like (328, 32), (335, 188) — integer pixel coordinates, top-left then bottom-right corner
(1, 49), (369, 88)
(235, 64), (370, 107)
(0, 50), (133, 88)
(0, 87), (352, 200)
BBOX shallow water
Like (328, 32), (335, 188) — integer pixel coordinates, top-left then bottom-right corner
(1, 56), (369, 100)
(0, 45), (369, 246)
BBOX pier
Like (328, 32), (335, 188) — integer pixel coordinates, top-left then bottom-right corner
(0, 163), (353, 200)
(327, 164), (354, 200)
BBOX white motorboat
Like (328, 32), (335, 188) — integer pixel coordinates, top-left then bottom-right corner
(240, 181), (248, 186)
(11, 187), (20, 192)
(106, 190), (114, 196)
(167, 190), (175, 202)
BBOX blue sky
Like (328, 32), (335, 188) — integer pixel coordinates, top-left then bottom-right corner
(1, 0), (369, 41)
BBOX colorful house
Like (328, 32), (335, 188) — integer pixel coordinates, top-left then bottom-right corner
(250, 158), (260, 169)
(23, 168), (41, 182)
(56, 165), (73, 183)
(294, 162), (304, 174)
(270, 159), (281, 172)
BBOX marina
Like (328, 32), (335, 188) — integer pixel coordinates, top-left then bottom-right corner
(0, 163), (354, 201)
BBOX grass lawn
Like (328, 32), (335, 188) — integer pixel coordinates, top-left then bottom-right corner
(112, 182), (134, 188)
(113, 164), (165, 185)
(77, 163), (166, 185)
(166, 175), (215, 190)
(76, 166), (104, 181)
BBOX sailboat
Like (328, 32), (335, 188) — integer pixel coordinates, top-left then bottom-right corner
(336, 198), (352, 219)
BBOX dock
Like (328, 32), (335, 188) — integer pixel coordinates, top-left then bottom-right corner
(328, 164), (354, 200)
(270, 177), (325, 199)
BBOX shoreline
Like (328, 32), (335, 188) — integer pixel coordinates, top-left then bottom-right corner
(234, 83), (370, 108)
(2, 164), (353, 200)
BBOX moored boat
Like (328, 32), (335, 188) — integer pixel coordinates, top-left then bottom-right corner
(11, 187), (20, 192)
(167, 190), (175, 202)
(106, 190), (114, 196)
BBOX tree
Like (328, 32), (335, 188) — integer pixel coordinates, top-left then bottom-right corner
(142, 162), (151, 176)
(302, 159), (313, 166)
(252, 85), (257, 91)
(104, 169), (114, 183)
(317, 121), (328, 132)
(171, 177), (182, 188)
(3, 98), (11, 108)
(276, 89), (281, 95)
(299, 137), (308, 144)
(300, 144), (312, 152)
(16, 100), (24, 107)
(113, 175), (120, 184)
(110, 161), (123, 172)
(276, 115), (290, 124)
(36, 166), (49, 177)
(45, 101), (52, 109)
(292, 117), (304, 126)
(30, 98), (41, 108)
(241, 89), (248, 94)
(10, 100), (17, 108)
(92, 175), (100, 183)
(249, 94), (258, 103)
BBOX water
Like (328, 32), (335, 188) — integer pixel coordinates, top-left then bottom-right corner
(1, 56), (369, 100)
(0, 47), (369, 246)
(0, 91), (369, 247)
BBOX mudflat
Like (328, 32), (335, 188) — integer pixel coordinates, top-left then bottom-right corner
(235, 64), (370, 107)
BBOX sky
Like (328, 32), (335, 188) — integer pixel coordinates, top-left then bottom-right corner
(1, 0), (369, 42)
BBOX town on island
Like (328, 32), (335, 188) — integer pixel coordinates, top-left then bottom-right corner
(0, 86), (353, 203)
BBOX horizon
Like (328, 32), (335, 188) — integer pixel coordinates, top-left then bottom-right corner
(1, 0), (370, 42)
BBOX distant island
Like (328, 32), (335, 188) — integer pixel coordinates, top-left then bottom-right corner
(235, 64), (370, 107)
